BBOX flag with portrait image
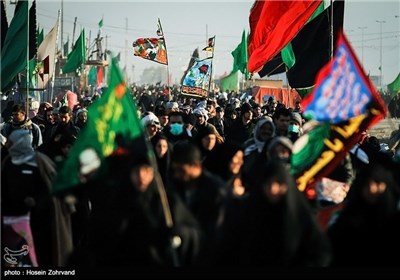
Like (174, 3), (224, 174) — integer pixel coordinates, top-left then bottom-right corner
(181, 57), (213, 98)
(180, 48), (199, 85)
(132, 37), (168, 65)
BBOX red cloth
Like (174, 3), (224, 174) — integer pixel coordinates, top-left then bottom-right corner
(97, 67), (103, 87)
(66, 90), (78, 110)
(252, 86), (302, 108)
(3, 215), (38, 267)
(248, 0), (322, 73)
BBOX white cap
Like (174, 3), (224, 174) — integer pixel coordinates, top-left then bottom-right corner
(141, 112), (160, 127)
(166, 101), (179, 110)
(79, 148), (101, 175)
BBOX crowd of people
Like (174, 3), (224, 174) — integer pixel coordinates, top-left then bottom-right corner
(1, 85), (400, 271)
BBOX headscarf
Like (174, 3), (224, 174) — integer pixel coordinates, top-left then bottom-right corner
(7, 129), (36, 166)
(193, 107), (209, 122)
(74, 108), (88, 124)
(203, 140), (243, 181)
(244, 116), (275, 156)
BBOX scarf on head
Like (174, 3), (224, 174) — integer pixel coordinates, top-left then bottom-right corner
(244, 117), (275, 156)
(7, 129), (37, 166)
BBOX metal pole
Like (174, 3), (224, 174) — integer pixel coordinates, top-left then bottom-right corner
(61, 0), (63, 56)
(206, 24), (208, 47)
(330, 0), (334, 59)
(125, 17), (128, 83)
(208, 36), (215, 94)
(72, 17), (77, 48)
(376, 20), (386, 89)
(358, 26), (367, 66)
(26, 0), (30, 114)
(50, 10), (61, 103)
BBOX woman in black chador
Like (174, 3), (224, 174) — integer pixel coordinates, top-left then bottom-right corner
(327, 153), (400, 267)
(216, 161), (332, 266)
(70, 142), (203, 267)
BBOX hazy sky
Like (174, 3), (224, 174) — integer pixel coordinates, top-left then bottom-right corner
(4, 0), (400, 86)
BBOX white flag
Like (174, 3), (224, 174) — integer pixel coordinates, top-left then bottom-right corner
(37, 19), (59, 88)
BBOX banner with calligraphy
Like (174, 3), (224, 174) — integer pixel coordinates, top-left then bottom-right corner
(290, 31), (387, 195)
(301, 32), (386, 125)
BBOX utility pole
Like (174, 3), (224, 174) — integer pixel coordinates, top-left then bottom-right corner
(376, 20), (386, 89)
(358, 26), (367, 66)
(61, 0), (63, 56)
(72, 17), (77, 48)
(206, 24), (208, 46)
(125, 17), (128, 83)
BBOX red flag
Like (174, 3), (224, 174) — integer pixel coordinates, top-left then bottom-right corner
(248, 0), (322, 73)
(39, 55), (49, 81)
(97, 66), (103, 87)
(42, 55), (49, 74)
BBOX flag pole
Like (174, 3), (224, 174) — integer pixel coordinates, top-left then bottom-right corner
(330, 0), (334, 60)
(208, 36), (215, 95)
(205, 24), (208, 47)
(144, 135), (182, 266)
(50, 10), (61, 103)
(26, 0), (30, 114)
(158, 18), (171, 99)
(140, 110), (180, 266)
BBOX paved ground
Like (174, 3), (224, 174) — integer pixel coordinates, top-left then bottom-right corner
(368, 117), (400, 143)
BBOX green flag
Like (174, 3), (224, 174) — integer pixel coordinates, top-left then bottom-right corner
(291, 121), (331, 179)
(231, 30), (249, 80)
(281, 43), (296, 69)
(62, 29), (86, 74)
(220, 70), (238, 92)
(53, 55), (145, 192)
(88, 66), (97, 86)
(37, 28), (44, 46)
(63, 40), (69, 57)
(37, 27), (44, 46)
(296, 86), (314, 99)
(387, 72), (400, 96)
(98, 18), (103, 29)
(0, 0), (29, 91)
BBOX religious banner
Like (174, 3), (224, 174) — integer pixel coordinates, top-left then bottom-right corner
(181, 57), (212, 98)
